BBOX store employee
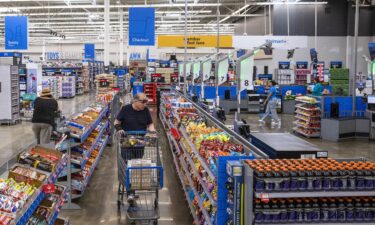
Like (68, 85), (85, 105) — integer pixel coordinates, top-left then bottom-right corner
(114, 93), (156, 135)
(312, 77), (323, 96)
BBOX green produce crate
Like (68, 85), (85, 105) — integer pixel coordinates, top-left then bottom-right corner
(332, 87), (349, 96)
(330, 68), (350, 80)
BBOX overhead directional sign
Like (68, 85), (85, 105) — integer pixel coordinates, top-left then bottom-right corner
(129, 8), (155, 46)
(5, 16), (28, 50)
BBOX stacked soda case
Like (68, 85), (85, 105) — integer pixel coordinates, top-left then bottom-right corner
(245, 159), (375, 192)
(254, 197), (375, 224)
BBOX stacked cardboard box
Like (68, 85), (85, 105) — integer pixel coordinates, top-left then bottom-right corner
(330, 68), (349, 96)
(155, 68), (175, 83)
(128, 159), (156, 189)
(95, 74), (117, 94)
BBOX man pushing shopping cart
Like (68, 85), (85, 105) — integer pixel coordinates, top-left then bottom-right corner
(115, 93), (163, 225)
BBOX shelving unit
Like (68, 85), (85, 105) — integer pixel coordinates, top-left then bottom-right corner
(0, 65), (20, 124)
(295, 69), (311, 85)
(293, 97), (321, 138)
(276, 69), (295, 85)
(144, 83), (157, 105)
(159, 91), (257, 225)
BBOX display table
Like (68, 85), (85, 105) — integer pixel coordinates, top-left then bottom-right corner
(250, 133), (327, 159)
(321, 117), (370, 141)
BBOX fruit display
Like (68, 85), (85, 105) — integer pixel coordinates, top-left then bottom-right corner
(294, 96), (321, 138)
(96, 91), (117, 103)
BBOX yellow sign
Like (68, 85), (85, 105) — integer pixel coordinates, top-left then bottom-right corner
(158, 35), (232, 48)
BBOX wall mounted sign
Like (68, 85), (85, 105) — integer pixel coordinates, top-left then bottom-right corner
(158, 35), (232, 48)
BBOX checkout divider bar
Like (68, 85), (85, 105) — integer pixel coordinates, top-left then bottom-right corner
(177, 91), (269, 159)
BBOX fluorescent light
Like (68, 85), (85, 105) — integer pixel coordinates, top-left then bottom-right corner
(257, 1), (328, 5)
(0, 8), (20, 13)
(219, 4), (249, 23)
(166, 13), (180, 17)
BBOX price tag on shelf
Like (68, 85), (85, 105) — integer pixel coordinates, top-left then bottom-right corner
(259, 193), (270, 203)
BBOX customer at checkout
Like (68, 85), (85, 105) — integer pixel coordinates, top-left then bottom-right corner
(312, 76), (324, 96)
(31, 89), (59, 145)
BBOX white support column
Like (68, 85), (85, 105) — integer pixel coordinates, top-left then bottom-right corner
(104, 0), (110, 66)
(119, 8), (124, 66)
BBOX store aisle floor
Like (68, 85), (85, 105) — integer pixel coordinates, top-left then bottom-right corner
(60, 99), (192, 224)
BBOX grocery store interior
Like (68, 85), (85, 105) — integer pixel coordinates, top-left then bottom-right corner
(0, 0), (375, 225)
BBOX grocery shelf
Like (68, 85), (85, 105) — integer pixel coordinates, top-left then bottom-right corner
(72, 135), (109, 198)
(71, 120), (109, 169)
(255, 190), (375, 199)
(294, 115), (321, 123)
(295, 110), (321, 117)
(179, 141), (217, 206)
(293, 122), (321, 130)
(46, 186), (68, 225)
(178, 154), (213, 225)
(179, 126), (216, 181)
(295, 105), (321, 111)
(293, 128), (320, 138)
(14, 189), (45, 225)
(165, 129), (200, 225)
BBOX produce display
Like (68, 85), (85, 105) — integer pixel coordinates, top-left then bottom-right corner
(330, 68), (349, 96)
(294, 96), (321, 138)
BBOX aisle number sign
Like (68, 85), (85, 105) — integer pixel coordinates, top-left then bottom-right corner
(240, 55), (254, 91)
(202, 60), (212, 81)
(158, 35), (232, 48)
(217, 58), (229, 86)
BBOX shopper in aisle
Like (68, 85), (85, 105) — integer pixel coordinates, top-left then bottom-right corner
(114, 93), (156, 134)
(31, 89), (59, 145)
(312, 76), (324, 96)
(259, 80), (280, 126)
(129, 74), (136, 93)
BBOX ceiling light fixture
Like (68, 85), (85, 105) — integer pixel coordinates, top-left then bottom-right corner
(257, 1), (328, 5)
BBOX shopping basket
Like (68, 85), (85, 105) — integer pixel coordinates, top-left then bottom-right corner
(116, 131), (163, 225)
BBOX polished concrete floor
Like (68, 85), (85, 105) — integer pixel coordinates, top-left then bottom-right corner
(1, 94), (375, 225)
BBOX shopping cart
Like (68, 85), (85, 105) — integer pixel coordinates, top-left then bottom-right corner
(117, 131), (163, 225)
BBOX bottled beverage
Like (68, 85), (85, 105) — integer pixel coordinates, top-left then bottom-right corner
(271, 199), (281, 223)
(311, 199), (321, 222)
(262, 200), (272, 223)
(356, 167), (366, 190)
(297, 167), (308, 191)
(337, 198), (346, 222)
(313, 166), (323, 191)
(347, 166), (356, 190)
(272, 168), (282, 191)
(322, 168), (331, 191)
(254, 168), (265, 191)
(338, 166), (348, 190)
(355, 198), (365, 221)
(254, 199), (263, 224)
(287, 199), (297, 223)
(345, 198), (355, 222)
(306, 167), (315, 191)
(303, 198), (313, 222)
(289, 168), (299, 191)
(330, 167), (340, 190)
(279, 199), (288, 223)
(320, 198), (329, 222)
(279, 168), (290, 191)
(265, 168), (275, 191)
(328, 198), (338, 222)
(363, 198), (373, 221)
(363, 167), (374, 190)
(295, 199), (304, 222)
(370, 198), (375, 220)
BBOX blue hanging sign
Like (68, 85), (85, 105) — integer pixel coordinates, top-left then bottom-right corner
(5, 16), (28, 50)
(84, 43), (95, 59)
(296, 61), (308, 69)
(0, 52), (22, 57)
(128, 8), (155, 46)
(237, 49), (246, 58)
(278, 61), (291, 69)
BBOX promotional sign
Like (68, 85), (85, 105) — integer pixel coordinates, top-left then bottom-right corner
(129, 8), (155, 46)
(278, 61), (291, 70)
(202, 60), (212, 81)
(192, 62), (200, 80)
(47, 52), (60, 60)
(296, 61), (309, 69)
(240, 55), (254, 91)
(330, 61), (343, 69)
(233, 36), (308, 50)
(84, 43), (95, 59)
(217, 58), (229, 86)
(158, 35), (232, 48)
(5, 16), (28, 50)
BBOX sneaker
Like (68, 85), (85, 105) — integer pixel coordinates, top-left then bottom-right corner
(258, 119), (265, 124)
(127, 195), (136, 207)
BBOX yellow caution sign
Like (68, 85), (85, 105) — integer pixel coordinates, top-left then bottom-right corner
(158, 35), (232, 48)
